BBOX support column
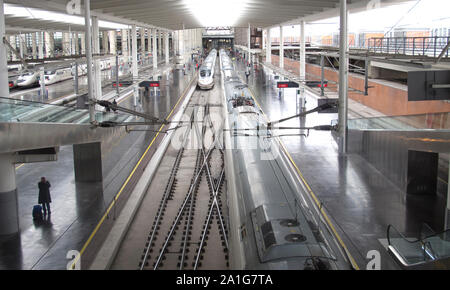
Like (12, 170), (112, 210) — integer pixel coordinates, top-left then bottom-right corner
(84, 0), (95, 123)
(73, 143), (103, 182)
(153, 28), (157, 69)
(131, 24), (138, 79)
(299, 20), (306, 80)
(247, 24), (251, 63)
(62, 32), (70, 56)
(338, 0), (348, 154)
(18, 33), (24, 58)
(158, 30), (162, 57)
(0, 154), (19, 235)
(165, 31), (169, 64)
(279, 26), (284, 69)
(92, 16), (100, 55)
(121, 29), (128, 56)
(109, 30), (116, 55)
(71, 32), (76, 55)
(32, 32), (37, 59)
(102, 31), (109, 54)
(38, 32), (44, 59)
(80, 32), (86, 55)
(93, 20), (102, 101)
(45, 32), (54, 58)
(0, 2), (17, 235)
(9, 35), (16, 61)
(140, 27), (145, 52)
(180, 25), (184, 63)
(75, 33), (80, 55)
(266, 28), (271, 64)
(147, 29), (151, 56)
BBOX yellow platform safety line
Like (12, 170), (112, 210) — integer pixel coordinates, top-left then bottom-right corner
(15, 163), (25, 170)
(246, 84), (360, 270)
(72, 76), (196, 269)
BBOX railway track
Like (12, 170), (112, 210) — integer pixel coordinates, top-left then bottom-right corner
(133, 73), (228, 270)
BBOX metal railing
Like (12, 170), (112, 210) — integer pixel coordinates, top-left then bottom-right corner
(367, 36), (450, 58)
(387, 223), (450, 269)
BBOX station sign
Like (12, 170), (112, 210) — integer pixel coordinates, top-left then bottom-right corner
(139, 81), (160, 88)
(277, 81), (299, 88)
(305, 80), (328, 88)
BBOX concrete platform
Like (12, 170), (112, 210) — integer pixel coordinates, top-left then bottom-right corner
(0, 62), (197, 270)
(236, 59), (448, 270)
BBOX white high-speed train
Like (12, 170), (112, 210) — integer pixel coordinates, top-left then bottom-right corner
(219, 49), (354, 270)
(198, 49), (217, 90)
(17, 71), (39, 87)
(42, 67), (73, 85)
(71, 58), (112, 76)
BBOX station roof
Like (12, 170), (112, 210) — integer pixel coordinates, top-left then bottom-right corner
(4, 0), (410, 32)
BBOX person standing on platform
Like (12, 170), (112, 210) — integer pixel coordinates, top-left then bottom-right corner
(112, 99), (118, 113)
(38, 177), (52, 215)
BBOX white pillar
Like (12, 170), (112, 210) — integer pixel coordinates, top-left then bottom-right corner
(266, 28), (271, 64)
(0, 1), (18, 235)
(153, 28), (158, 69)
(45, 32), (54, 58)
(81, 32), (86, 55)
(62, 32), (70, 55)
(0, 2), (9, 98)
(158, 31), (162, 56)
(18, 33), (24, 58)
(247, 24), (251, 63)
(84, 0), (95, 123)
(31, 32), (37, 59)
(92, 16), (100, 54)
(180, 25), (185, 62)
(38, 32), (44, 59)
(109, 30), (116, 55)
(121, 29), (128, 56)
(9, 35), (16, 61)
(0, 154), (19, 235)
(147, 29), (152, 55)
(165, 31), (169, 64)
(102, 31), (109, 54)
(300, 20), (306, 80)
(338, 0), (348, 154)
(279, 26), (284, 69)
(74, 32), (79, 55)
(131, 25), (138, 78)
(140, 27), (145, 52)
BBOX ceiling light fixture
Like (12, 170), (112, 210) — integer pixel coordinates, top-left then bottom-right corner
(183, 0), (248, 27)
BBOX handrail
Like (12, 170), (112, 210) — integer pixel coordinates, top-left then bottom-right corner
(387, 224), (450, 267)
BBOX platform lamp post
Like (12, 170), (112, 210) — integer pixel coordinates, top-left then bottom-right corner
(338, 0), (349, 155)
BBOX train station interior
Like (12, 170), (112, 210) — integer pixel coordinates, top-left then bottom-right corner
(0, 0), (449, 271)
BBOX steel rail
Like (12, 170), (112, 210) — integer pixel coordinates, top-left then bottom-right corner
(139, 111), (194, 270)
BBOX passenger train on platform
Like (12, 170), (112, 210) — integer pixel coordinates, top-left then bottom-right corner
(198, 49), (217, 90)
(219, 49), (354, 270)
(17, 71), (39, 87)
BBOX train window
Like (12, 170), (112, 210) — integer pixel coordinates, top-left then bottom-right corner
(45, 70), (55, 75)
(200, 69), (211, 77)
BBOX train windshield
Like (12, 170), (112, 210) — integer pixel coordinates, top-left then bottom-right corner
(21, 72), (34, 77)
(200, 69), (211, 77)
(45, 70), (56, 75)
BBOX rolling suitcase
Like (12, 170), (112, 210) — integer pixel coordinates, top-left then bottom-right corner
(32, 205), (43, 220)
